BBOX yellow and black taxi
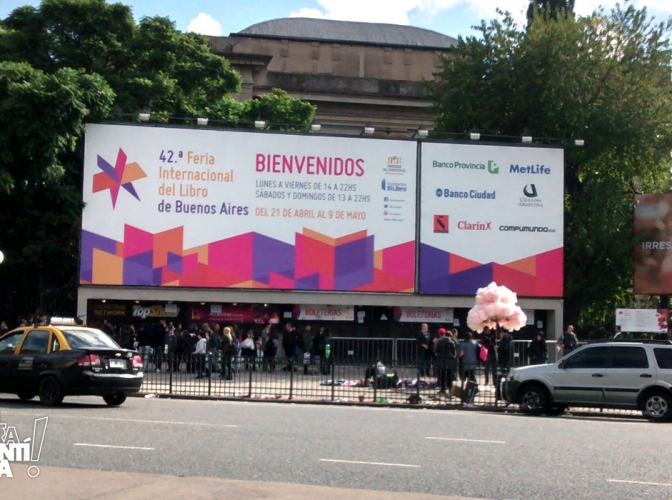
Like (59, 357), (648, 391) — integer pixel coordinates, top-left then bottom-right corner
(0, 317), (143, 406)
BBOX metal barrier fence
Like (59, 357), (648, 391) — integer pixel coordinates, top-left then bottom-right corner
(139, 352), (507, 407)
(137, 339), (637, 417)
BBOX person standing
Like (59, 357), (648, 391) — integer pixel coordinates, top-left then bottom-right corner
(528, 331), (547, 365)
(263, 328), (279, 373)
(166, 325), (178, 372)
(301, 324), (313, 375)
(459, 332), (479, 384)
(192, 332), (207, 379)
(153, 319), (168, 372)
(282, 322), (298, 372)
(497, 328), (512, 373)
(220, 326), (234, 380)
(416, 323), (432, 378)
(137, 322), (153, 373)
(556, 325), (578, 357)
(434, 328), (457, 395)
(480, 327), (497, 386)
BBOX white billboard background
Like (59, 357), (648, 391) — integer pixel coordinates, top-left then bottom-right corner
(83, 124), (417, 250)
(420, 142), (564, 264)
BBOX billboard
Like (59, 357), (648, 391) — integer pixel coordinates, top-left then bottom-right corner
(633, 193), (672, 295)
(80, 124), (416, 293)
(419, 143), (564, 297)
(616, 308), (668, 333)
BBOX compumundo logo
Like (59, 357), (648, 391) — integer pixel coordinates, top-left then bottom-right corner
(93, 148), (147, 208)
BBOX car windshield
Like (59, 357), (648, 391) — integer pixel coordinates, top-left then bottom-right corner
(61, 329), (119, 349)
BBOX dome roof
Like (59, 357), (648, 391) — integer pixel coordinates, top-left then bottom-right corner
(236, 18), (456, 49)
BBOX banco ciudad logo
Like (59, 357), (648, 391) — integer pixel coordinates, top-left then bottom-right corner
(93, 148), (147, 208)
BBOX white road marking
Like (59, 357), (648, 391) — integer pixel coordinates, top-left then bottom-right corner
(426, 437), (506, 444)
(74, 443), (154, 450)
(0, 411), (238, 427)
(320, 459), (420, 468)
(607, 479), (672, 487)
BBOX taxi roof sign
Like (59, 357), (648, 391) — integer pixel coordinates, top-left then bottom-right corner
(48, 317), (83, 326)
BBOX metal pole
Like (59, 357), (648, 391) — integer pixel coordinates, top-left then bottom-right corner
(289, 357), (294, 400)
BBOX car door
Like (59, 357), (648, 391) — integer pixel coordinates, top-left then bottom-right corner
(15, 329), (51, 393)
(552, 346), (609, 404)
(603, 346), (653, 407)
(0, 331), (26, 392)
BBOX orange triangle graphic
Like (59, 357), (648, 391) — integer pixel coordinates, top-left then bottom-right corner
(449, 254), (482, 274)
(504, 255), (537, 276)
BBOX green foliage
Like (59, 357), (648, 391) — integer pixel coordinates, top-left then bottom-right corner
(238, 88), (316, 130)
(0, 61), (114, 191)
(430, 3), (672, 328)
(526, 0), (575, 25)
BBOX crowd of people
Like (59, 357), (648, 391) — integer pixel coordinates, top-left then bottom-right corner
(94, 319), (333, 379)
(413, 323), (555, 396)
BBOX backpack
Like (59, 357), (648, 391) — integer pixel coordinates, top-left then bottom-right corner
(375, 372), (399, 389)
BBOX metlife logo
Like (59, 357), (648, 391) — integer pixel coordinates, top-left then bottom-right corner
(509, 164), (551, 175)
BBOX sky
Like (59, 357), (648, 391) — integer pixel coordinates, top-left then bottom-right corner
(0, 0), (671, 39)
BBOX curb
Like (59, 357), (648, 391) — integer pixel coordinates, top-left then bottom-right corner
(130, 391), (513, 413)
(129, 391), (645, 419)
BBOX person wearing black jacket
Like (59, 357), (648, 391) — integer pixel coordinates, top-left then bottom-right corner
(416, 323), (432, 378)
(152, 319), (168, 372)
(434, 328), (458, 394)
(282, 322), (298, 371)
(528, 331), (547, 365)
(137, 323), (153, 373)
(166, 325), (178, 371)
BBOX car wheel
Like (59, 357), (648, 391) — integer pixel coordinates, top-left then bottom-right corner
(641, 391), (672, 422)
(17, 391), (36, 401)
(39, 376), (64, 406)
(103, 392), (127, 406)
(518, 384), (549, 415)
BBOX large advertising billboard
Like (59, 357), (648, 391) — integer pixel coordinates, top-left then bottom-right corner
(80, 124), (416, 293)
(419, 143), (564, 297)
(633, 193), (672, 295)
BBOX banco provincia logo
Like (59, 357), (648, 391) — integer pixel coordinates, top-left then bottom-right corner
(431, 160), (499, 174)
(0, 417), (48, 478)
(93, 148), (147, 208)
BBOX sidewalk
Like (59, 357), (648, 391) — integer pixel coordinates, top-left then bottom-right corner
(5, 464), (483, 500)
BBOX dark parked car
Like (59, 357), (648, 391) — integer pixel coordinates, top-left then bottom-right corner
(0, 318), (143, 406)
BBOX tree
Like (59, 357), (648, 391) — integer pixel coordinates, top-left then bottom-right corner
(0, 0), (315, 323)
(526, 0), (575, 24)
(430, 4), (672, 330)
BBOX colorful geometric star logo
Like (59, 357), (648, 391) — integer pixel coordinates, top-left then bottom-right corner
(93, 148), (147, 208)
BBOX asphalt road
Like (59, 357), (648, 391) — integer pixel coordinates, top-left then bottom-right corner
(0, 395), (670, 499)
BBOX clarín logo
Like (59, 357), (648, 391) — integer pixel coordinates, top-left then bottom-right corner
(1, 417), (48, 478)
(519, 184), (544, 208)
(93, 148), (147, 208)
